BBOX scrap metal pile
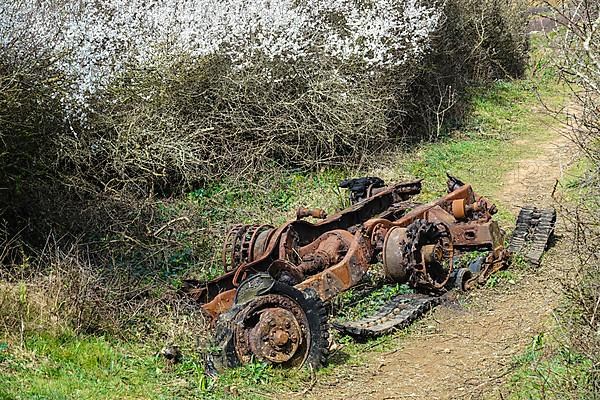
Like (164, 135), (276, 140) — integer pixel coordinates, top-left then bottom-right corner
(183, 175), (556, 372)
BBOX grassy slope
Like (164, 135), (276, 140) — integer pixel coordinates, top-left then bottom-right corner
(0, 36), (574, 400)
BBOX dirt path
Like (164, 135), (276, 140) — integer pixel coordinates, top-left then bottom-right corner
(303, 129), (577, 399)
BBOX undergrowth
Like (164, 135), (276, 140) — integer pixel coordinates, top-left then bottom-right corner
(506, 333), (593, 400)
(335, 281), (415, 322)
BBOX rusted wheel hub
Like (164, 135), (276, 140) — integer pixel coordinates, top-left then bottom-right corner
(248, 308), (302, 363)
(222, 224), (275, 273)
(208, 275), (329, 373)
(234, 294), (311, 367)
(382, 219), (454, 290)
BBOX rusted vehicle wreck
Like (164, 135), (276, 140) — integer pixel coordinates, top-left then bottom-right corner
(183, 175), (556, 372)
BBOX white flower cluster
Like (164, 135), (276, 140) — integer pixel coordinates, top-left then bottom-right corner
(1, 0), (442, 111)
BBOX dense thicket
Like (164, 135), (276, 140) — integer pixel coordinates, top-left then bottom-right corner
(0, 0), (528, 270)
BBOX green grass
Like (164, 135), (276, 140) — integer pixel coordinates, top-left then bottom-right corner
(504, 333), (594, 400)
(485, 270), (517, 289)
(335, 282), (415, 322)
(560, 157), (599, 209)
(0, 333), (211, 400)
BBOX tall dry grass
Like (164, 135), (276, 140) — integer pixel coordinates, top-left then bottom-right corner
(0, 235), (209, 349)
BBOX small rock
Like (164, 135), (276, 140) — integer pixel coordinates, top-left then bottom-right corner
(160, 344), (182, 364)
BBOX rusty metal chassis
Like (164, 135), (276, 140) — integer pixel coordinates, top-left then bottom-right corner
(191, 180), (506, 319)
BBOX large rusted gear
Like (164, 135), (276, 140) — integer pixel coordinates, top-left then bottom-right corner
(383, 219), (454, 291)
(206, 274), (329, 373)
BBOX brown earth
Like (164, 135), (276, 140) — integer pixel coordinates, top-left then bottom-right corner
(299, 128), (578, 399)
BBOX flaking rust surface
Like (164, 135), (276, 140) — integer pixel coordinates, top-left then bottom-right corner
(303, 128), (577, 399)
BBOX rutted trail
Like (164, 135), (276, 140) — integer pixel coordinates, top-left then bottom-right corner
(302, 128), (577, 399)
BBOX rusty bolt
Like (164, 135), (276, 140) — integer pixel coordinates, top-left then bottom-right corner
(272, 330), (290, 346)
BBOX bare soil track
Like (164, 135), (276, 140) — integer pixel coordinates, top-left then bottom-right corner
(302, 128), (577, 399)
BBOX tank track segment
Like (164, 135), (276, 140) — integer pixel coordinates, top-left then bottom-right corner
(508, 206), (557, 266)
(332, 294), (441, 338)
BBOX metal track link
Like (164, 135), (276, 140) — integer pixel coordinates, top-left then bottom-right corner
(332, 294), (441, 338)
(508, 206), (557, 266)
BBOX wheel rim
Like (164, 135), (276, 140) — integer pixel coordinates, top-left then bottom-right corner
(234, 294), (311, 367)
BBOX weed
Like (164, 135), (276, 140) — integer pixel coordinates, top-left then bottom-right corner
(235, 362), (272, 385)
(511, 254), (530, 270)
(457, 250), (489, 267)
(336, 282), (414, 322)
(486, 270), (517, 288)
(507, 333), (594, 400)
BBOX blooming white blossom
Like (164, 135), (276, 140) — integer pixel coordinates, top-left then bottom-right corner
(0, 0), (442, 112)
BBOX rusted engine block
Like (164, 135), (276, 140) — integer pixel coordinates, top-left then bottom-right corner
(185, 176), (514, 372)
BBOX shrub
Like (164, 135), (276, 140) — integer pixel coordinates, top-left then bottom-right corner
(548, 0), (600, 394)
(1, 0), (528, 192)
(404, 0), (529, 136)
(0, 0), (529, 277)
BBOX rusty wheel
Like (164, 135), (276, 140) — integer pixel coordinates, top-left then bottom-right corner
(207, 275), (329, 373)
(234, 294), (312, 367)
(382, 219), (453, 291)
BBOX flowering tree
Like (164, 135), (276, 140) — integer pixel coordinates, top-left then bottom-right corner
(1, 0), (442, 112)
